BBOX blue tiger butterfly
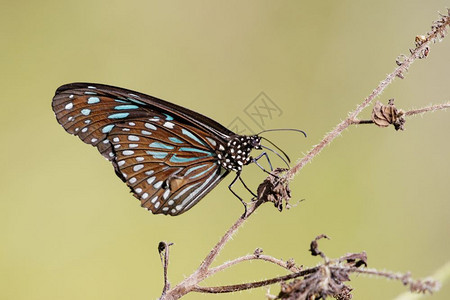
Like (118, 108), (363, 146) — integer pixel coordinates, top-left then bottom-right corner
(52, 83), (302, 216)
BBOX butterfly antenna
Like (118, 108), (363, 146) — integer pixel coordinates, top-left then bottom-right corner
(260, 144), (290, 168)
(260, 136), (291, 164)
(257, 128), (307, 138)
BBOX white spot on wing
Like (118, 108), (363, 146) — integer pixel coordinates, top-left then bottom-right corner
(163, 189), (170, 199)
(133, 164), (144, 172)
(65, 103), (73, 110)
(145, 123), (157, 130)
(207, 137), (217, 146)
(147, 176), (156, 184)
(154, 181), (163, 189)
(163, 122), (174, 129)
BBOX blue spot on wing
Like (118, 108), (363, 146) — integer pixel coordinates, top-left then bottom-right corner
(179, 147), (213, 155)
(108, 112), (129, 119)
(169, 137), (184, 144)
(184, 164), (209, 176)
(126, 98), (147, 106)
(170, 155), (204, 163)
(87, 97), (100, 104)
(81, 109), (91, 116)
(102, 124), (115, 133)
(169, 150), (214, 163)
(149, 142), (174, 150)
(181, 129), (206, 146)
(189, 165), (215, 179)
(145, 151), (168, 159)
(164, 113), (174, 121)
(115, 105), (139, 110)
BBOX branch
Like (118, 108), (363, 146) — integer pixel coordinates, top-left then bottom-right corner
(158, 241), (173, 296)
(284, 9), (450, 181)
(207, 252), (301, 277)
(350, 101), (450, 125)
(192, 268), (318, 294)
(159, 10), (449, 299)
(405, 102), (450, 116)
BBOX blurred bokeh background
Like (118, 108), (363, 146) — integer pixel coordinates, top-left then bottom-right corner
(1, 1), (449, 299)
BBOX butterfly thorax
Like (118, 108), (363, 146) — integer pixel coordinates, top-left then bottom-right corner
(216, 135), (261, 172)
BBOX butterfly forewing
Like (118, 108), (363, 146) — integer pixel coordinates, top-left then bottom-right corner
(52, 83), (231, 215)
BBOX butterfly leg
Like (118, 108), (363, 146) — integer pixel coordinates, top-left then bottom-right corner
(228, 172), (249, 216)
(252, 152), (280, 179)
(238, 176), (258, 198)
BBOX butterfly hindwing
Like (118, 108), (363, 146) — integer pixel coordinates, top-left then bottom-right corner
(108, 120), (229, 215)
(52, 83), (230, 215)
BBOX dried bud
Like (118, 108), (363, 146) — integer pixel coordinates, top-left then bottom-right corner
(254, 247), (263, 257)
(257, 168), (291, 212)
(395, 54), (408, 66)
(286, 258), (296, 270)
(371, 99), (406, 130)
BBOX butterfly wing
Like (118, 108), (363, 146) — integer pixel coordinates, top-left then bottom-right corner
(52, 83), (231, 215)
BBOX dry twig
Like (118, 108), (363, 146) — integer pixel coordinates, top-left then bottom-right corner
(159, 9), (449, 299)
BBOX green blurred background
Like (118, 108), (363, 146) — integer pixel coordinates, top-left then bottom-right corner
(1, 1), (449, 299)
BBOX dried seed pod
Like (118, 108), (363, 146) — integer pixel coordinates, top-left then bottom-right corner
(371, 99), (406, 131)
(257, 168), (291, 212)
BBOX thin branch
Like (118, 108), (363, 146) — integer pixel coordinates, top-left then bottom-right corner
(158, 241), (173, 296)
(165, 200), (263, 298)
(159, 10), (449, 299)
(285, 11), (450, 181)
(350, 101), (450, 125)
(191, 268), (318, 294)
(198, 200), (262, 273)
(342, 267), (441, 294)
(405, 102), (450, 116)
(207, 253), (300, 277)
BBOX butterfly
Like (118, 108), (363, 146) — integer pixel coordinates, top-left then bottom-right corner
(52, 83), (302, 216)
